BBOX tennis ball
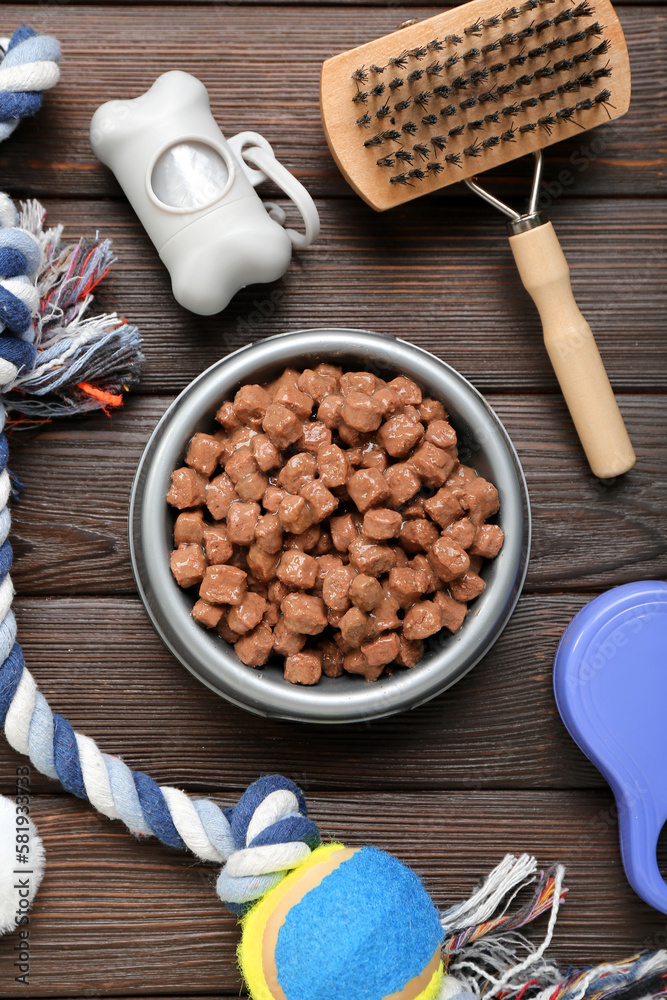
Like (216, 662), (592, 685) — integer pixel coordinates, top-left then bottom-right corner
(239, 842), (444, 1000)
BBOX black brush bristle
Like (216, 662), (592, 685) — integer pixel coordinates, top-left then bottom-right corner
(351, 0), (616, 189)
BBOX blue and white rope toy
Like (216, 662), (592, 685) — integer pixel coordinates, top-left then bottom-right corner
(0, 25), (60, 144)
(0, 22), (666, 1000)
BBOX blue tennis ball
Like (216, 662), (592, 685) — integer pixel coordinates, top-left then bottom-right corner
(239, 842), (444, 1000)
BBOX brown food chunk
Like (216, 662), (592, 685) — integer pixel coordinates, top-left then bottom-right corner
(419, 398), (447, 424)
(278, 495), (315, 535)
(376, 414), (424, 458)
(343, 649), (384, 681)
(362, 508), (402, 540)
(234, 621), (274, 666)
(322, 565), (357, 612)
(233, 384), (271, 425)
(409, 442), (456, 488)
(469, 523), (504, 558)
(185, 433), (224, 476)
(361, 631), (400, 668)
(224, 445), (258, 486)
(341, 391), (383, 433)
(227, 592), (269, 635)
(443, 517), (476, 549)
(330, 512), (362, 552)
(423, 487), (464, 529)
(286, 525), (321, 553)
(317, 394), (344, 429)
(174, 510), (205, 546)
(338, 422), (368, 448)
(340, 371), (377, 396)
(318, 640), (344, 678)
(399, 519), (440, 554)
(317, 444), (350, 489)
(427, 537), (470, 582)
(463, 477), (500, 526)
(192, 599), (224, 629)
(299, 480), (338, 522)
(297, 420), (332, 455)
(358, 443), (388, 472)
(268, 579), (290, 604)
(348, 469), (391, 513)
(276, 550), (318, 590)
(297, 368), (338, 402)
(395, 635), (424, 668)
(371, 594), (401, 631)
(281, 593), (328, 635)
(272, 381), (313, 420)
(348, 537), (395, 577)
(349, 574), (384, 612)
(410, 554), (441, 594)
(215, 400), (241, 432)
(372, 386), (402, 417)
(449, 572), (486, 603)
(285, 651), (322, 686)
(278, 453), (318, 494)
(387, 567), (429, 608)
(200, 564), (247, 605)
(226, 501), (260, 546)
(252, 433), (282, 472)
(263, 603), (280, 627)
(339, 607), (379, 648)
(387, 376), (422, 405)
(383, 463), (421, 508)
(273, 619), (307, 657)
(403, 600), (443, 640)
(170, 544), (206, 589)
(425, 419), (457, 450)
(230, 425), (258, 449)
(217, 617), (240, 644)
(434, 590), (468, 632)
(255, 513), (283, 554)
(246, 545), (280, 582)
(402, 495), (427, 520)
(262, 403), (303, 449)
(235, 471), (268, 502)
(167, 467), (208, 509)
(204, 524), (233, 565)
(263, 485), (287, 513)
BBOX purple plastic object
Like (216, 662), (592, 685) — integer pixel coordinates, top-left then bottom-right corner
(554, 580), (667, 914)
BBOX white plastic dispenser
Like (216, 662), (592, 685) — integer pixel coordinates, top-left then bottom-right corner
(90, 71), (319, 316)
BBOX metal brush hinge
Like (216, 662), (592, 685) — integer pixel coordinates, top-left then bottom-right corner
(465, 150), (545, 236)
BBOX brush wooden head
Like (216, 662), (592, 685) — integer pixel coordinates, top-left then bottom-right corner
(320, 0), (630, 211)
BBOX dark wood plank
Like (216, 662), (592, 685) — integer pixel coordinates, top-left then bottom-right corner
(1, 7), (664, 198)
(0, 593), (602, 795)
(7, 393), (667, 597)
(25, 197), (667, 395)
(0, 791), (665, 994)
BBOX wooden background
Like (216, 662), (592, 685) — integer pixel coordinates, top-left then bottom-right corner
(0, 0), (666, 996)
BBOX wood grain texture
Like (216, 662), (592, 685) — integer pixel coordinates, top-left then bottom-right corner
(1, 6), (665, 199)
(0, 792), (666, 994)
(0, 593), (602, 795)
(7, 393), (666, 596)
(22, 197), (667, 395)
(0, 0), (665, 995)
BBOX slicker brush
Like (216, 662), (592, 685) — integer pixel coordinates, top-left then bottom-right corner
(320, 0), (635, 478)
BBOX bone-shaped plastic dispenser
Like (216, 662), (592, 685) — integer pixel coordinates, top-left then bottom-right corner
(554, 581), (667, 914)
(90, 71), (319, 315)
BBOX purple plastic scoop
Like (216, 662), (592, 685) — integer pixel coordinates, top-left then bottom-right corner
(554, 580), (667, 914)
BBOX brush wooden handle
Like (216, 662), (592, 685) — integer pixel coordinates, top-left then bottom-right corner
(509, 221), (635, 479)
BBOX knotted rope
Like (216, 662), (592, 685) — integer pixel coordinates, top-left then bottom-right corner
(0, 25), (60, 143)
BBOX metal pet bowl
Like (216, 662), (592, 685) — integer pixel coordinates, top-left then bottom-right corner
(129, 328), (531, 724)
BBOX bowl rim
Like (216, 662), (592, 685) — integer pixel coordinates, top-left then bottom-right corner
(128, 327), (531, 724)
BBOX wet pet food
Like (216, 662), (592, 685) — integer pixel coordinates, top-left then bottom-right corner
(166, 365), (504, 685)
